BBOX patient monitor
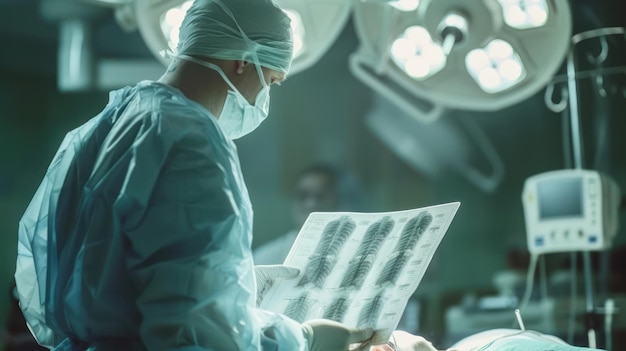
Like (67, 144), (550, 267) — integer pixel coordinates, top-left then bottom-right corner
(522, 169), (621, 254)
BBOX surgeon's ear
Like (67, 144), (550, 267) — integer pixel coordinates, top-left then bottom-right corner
(234, 60), (250, 74)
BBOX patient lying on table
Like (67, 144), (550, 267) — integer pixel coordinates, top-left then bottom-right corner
(373, 329), (603, 351)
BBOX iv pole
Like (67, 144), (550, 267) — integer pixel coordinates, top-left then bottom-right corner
(565, 26), (625, 349)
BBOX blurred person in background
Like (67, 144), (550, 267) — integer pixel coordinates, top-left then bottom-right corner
(254, 162), (365, 265)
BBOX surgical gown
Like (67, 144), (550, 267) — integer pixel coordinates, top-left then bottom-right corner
(15, 81), (307, 351)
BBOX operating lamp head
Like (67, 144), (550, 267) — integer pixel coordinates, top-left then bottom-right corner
(351, 0), (572, 113)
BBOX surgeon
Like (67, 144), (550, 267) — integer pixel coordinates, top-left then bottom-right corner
(14, 0), (375, 350)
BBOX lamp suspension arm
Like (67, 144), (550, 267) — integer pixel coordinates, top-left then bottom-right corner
(375, 5), (397, 74)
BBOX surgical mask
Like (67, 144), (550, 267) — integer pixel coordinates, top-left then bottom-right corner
(177, 54), (270, 140)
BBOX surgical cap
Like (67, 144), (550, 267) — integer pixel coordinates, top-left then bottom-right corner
(177, 0), (293, 73)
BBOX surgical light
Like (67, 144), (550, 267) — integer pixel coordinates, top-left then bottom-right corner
(283, 10), (305, 59)
(405, 26), (431, 46)
(350, 0), (571, 117)
(135, 0), (351, 76)
(478, 68), (501, 90)
(499, 59), (523, 80)
(405, 56), (430, 79)
(390, 26), (446, 81)
(497, 0), (549, 29)
(388, 0), (419, 12)
(465, 39), (526, 93)
(159, 1), (191, 51)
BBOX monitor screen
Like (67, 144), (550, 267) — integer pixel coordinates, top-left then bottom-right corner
(537, 177), (584, 219)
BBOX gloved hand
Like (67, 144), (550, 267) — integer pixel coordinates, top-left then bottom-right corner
(371, 331), (443, 351)
(301, 319), (374, 351)
(254, 265), (300, 305)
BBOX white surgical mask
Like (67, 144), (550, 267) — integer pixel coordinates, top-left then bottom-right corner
(177, 54), (270, 139)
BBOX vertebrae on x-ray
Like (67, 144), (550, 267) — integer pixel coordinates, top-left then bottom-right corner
(298, 216), (356, 288)
(340, 216), (395, 289)
(284, 293), (311, 322)
(376, 211), (432, 286)
(323, 295), (349, 322)
(358, 293), (384, 328)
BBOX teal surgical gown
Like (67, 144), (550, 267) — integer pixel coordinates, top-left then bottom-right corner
(15, 81), (306, 351)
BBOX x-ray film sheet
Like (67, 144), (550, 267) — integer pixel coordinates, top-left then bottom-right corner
(259, 202), (461, 344)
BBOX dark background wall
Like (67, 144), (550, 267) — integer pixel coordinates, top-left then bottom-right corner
(0, 0), (624, 348)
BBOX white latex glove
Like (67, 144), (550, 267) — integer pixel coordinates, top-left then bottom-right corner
(371, 331), (442, 351)
(254, 265), (300, 305)
(301, 319), (375, 351)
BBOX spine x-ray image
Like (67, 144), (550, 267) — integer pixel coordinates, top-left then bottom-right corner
(323, 296), (349, 322)
(284, 293), (311, 322)
(341, 216), (395, 289)
(358, 293), (384, 328)
(258, 202), (460, 345)
(376, 211), (432, 286)
(298, 216), (357, 288)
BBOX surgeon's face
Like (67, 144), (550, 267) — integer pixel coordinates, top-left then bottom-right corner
(292, 173), (339, 228)
(236, 62), (286, 105)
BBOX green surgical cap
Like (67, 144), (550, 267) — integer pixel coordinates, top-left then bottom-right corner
(176, 0), (293, 74)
